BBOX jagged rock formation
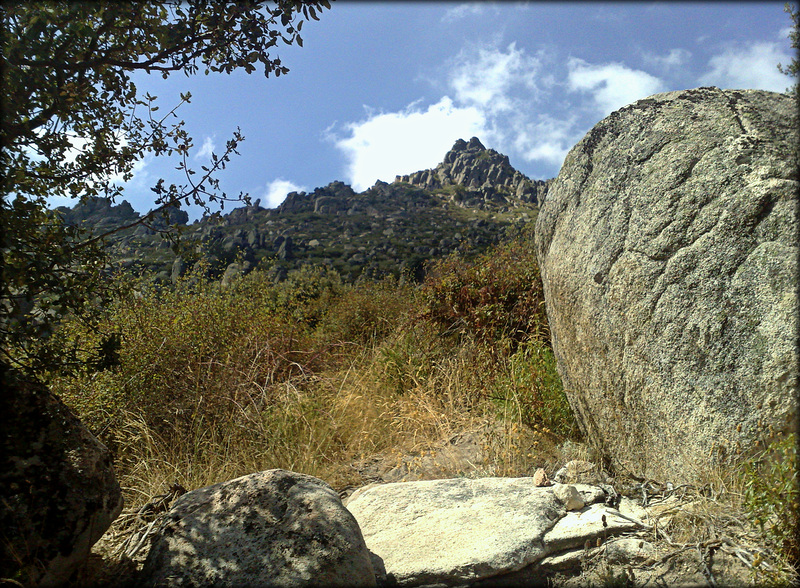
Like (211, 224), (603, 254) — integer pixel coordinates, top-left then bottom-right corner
(535, 87), (798, 482)
(55, 141), (544, 285)
(55, 197), (188, 232)
(1, 370), (123, 587)
(396, 137), (551, 206)
(140, 470), (376, 587)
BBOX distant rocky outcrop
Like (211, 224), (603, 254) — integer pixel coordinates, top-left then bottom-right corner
(395, 137), (551, 206)
(140, 470), (376, 587)
(0, 370), (123, 586)
(55, 196), (141, 232)
(57, 140), (543, 285)
(535, 87), (798, 482)
(277, 181), (356, 215)
(55, 197), (189, 233)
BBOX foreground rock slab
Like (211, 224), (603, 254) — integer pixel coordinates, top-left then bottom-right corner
(535, 86), (798, 481)
(345, 477), (644, 587)
(0, 371), (123, 587)
(140, 469), (375, 587)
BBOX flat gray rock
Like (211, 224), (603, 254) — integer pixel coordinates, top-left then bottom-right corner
(140, 469), (375, 587)
(346, 477), (642, 587)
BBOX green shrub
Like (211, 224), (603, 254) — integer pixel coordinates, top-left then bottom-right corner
(421, 229), (548, 355)
(315, 277), (416, 347)
(491, 339), (578, 438)
(50, 235), (579, 515)
(743, 431), (799, 577)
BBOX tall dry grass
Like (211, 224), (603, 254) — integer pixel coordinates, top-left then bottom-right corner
(48, 232), (797, 581)
(51, 233), (575, 502)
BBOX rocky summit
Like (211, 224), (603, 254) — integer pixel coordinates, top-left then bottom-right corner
(396, 136), (551, 205)
(54, 139), (545, 285)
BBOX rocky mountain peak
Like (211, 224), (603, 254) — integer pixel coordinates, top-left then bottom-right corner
(394, 137), (550, 206)
(449, 136), (486, 153)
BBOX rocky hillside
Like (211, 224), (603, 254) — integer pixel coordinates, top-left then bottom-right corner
(396, 136), (551, 205)
(56, 138), (550, 284)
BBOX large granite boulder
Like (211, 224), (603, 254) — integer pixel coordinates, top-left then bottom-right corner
(344, 477), (645, 587)
(0, 369), (123, 587)
(535, 87), (798, 481)
(140, 469), (376, 587)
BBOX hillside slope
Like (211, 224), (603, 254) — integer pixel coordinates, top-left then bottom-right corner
(56, 138), (550, 283)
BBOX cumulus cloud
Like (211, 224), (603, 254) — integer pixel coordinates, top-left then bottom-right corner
(331, 42), (673, 183)
(58, 131), (149, 186)
(511, 113), (582, 167)
(642, 48), (692, 70)
(449, 42), (544, 113)
(567, 58), (665, 115)
(442, 4), (489, 23)
(264, 178), (307, 208)
(331, 97), (486, 191)
(42, 130), (151, 209)
(699, 41), (793, 93)
(194, 135), (216, 161)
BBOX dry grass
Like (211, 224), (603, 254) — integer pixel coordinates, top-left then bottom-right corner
(46, 235), (797, 586)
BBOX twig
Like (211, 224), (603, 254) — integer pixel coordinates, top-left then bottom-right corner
(639, 545), (695, 569)
(698, 542), (718, 588)
(608, 510), (653, 530)
(125, 518), (161, 559)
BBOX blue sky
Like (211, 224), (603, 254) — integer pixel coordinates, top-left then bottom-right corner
(53, 1), (795, 220)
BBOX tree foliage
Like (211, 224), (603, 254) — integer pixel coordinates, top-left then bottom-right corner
(779, 2), (800, 94)
(0, 1), (330, 378)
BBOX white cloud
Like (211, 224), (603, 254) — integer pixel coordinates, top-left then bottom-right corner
(331, 97), (487, 191)
(444, 41), (580, 170)
(512, 113), (582, 168)
(331, 43), (672, 184)
(449, 42), (543, 113)
(194, 135), (216, 161)
(55, 130), (149, 187)
(567, 58), (666, 115)
(642, 48), (692, 70)
(41, 130), (151, 210)
(442, 4), (487, 23)
(699, 41), (793, 93)
(264, 178), (306, 208)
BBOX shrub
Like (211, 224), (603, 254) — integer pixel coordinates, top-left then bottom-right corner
(420, 228), (548, 355)
(491, 339), (579, 438)
(51, 235), (579, 524)
(315, 277), (416, 347)
(743, 431), (799, 577)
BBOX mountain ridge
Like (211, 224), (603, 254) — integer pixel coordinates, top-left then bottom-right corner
(55, 138), (552, 284)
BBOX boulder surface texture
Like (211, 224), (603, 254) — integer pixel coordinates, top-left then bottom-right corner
(140, 469), (376, 587)
(535, 87), (798, 481)
(0, 370), (123, 587)
(345, 477), (642, 587)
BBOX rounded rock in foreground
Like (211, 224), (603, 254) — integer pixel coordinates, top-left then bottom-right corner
(0, 371), (123, 587)
(140, 469), (376, 587)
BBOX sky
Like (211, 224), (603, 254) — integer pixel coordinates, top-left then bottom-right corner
(49, 1), (796, 221)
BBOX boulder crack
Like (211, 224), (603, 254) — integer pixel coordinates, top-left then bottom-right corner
(721, 89), (748, 135)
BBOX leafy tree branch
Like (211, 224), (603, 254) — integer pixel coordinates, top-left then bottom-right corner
(1, 0), (330, 379)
